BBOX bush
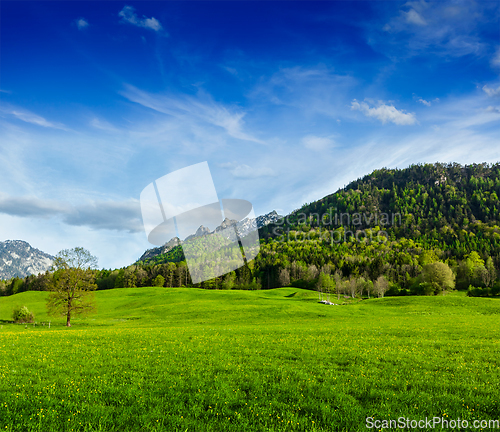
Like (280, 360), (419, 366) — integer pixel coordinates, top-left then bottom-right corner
(289, 278), (317, 291)
(467, 285), (490, 297)
(410, 282), (435, 296)
(235, 278), (261, 290)
(385, 285), (409, 297)
(491, 282), (500, 296)
(12, 306), (34, 323)
(385, 284), (401, 297)
(385, 286), (398, 297)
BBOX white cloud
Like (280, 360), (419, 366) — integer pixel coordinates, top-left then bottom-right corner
(119, 6), (163, 32)
(351, 100), (417, 125)
(121, 84), (263, 143)
(89, 117), (120, 133)
(249, 66), (357, 123)
(483, 85), (500, 97)
(0, 106), (68, 130)
(404, 9), (427, 26)
(378, 1), (493, 58)
(76, 18), (89, 30)
(485, 106), (500, 114)
(302, 135), (335, 151)
(417, 98), (431, 106)
(223, 66), (238, 76)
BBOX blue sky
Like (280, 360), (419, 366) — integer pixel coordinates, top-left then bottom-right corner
(1, 1), (500, 268)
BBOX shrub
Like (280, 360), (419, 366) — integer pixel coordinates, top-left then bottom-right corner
(12, 306), (34, 323)
(385, 286), (410, 297)
(467, 285), (490, 297)
(491, 282), (500, 296)
(410, 282), (435, 296)
(385, 284), (401, 297)
(236, 278), (262, 290)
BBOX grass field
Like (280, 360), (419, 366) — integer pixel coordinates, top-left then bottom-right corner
(1, 287), (499, 431)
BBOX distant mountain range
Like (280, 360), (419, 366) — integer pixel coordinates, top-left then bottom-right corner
(0, 240), (54, 279)
(137, 210), (282, 263)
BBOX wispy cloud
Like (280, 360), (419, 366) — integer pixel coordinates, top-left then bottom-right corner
(486, 106), (500, 114)
(416, 98), (431, 107)
(119, 6), (163, 32)
(251, 66), (356, 118)
(231, 165), (276, 179)
(0, 106), (68, 130)
(378, 1), (495, 58)
(413, 95), (439, 107)
(302, 135), (335, 152)
(351, 100), (417, 125)
(121, 84), (263, 143)
(0, 195), (143, 233)
(404, 8), (427, 26)
(76, 18), (89, 30)
(89, 117), (120, 133)
(219, 162), (276, 179)
(492, 47), (500, 68)
(222, 66), (239, 76)
(483, 84), (500, 98)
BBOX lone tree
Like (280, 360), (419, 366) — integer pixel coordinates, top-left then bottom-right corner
(47, 247), (98, 327)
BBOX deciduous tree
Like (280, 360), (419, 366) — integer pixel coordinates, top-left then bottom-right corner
(421, 261), (455, 295)
(47, 247), (98, 327)
(374, 275), (389, 298)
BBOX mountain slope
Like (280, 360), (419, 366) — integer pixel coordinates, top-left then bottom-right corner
(137, 210), (281, 264)
(251, 162), (500, 290)
(260, 162), (500, 245)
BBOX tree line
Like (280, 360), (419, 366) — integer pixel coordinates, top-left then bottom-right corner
(2, 241), (498, 299)
(2, 162), (500, 299)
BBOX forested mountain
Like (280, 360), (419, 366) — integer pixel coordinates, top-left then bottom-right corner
(2, 163), (500, 298)
(260, 161), (500, 253)
(254, 162), (500, 294)
(261, 162), (500, 244)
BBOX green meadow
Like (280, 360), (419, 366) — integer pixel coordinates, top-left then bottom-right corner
(0, 288), (499, 431)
